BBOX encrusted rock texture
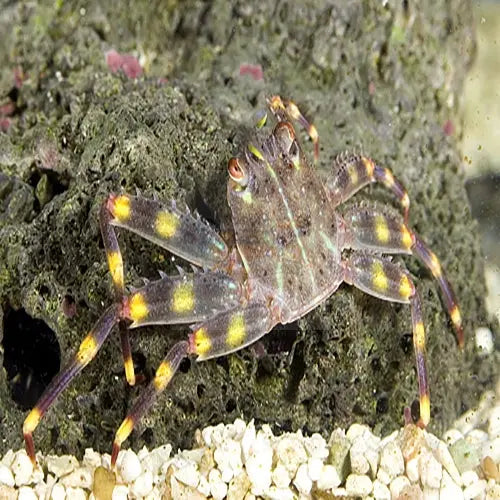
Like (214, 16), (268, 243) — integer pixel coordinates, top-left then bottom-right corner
(0, 0), (497, 458)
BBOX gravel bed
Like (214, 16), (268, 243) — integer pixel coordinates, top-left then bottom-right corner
(1, 378), (499, 500)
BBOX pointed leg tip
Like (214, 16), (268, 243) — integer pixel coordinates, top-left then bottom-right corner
(23, 434), (37, 466)
(111, 442), (120, 469)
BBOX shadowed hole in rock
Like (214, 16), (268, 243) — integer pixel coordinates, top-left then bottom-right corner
(285, 341), (306, 402)
(2, 307), (61, 410)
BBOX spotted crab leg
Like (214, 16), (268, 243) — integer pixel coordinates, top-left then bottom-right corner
(326, 153), (411, 223)
(341, 208), (464, 347)
(342, 253), (430, 427)
(111, 302), (277, 466)
(23, 304), (121, 464)
(100, 203), (136, 385)
(23, 193), (235, 464)
(267, 95), (320, 163)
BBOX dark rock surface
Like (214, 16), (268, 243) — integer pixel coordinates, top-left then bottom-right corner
(0, 0), (497, 457)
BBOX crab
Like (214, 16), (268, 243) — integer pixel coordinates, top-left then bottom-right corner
(23, 95), (464, 467)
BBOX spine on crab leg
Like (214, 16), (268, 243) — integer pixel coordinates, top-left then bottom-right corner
(343, 253), (430, 426)
(105, 194), (228, 269)
(342, 208), (464, 348)
(100, 202), (136, 386)
(23, 304), (120, 464)
(327, 154), (410, 223)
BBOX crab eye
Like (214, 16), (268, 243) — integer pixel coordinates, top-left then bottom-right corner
(274, 122), (296, 154)
(228, 158), (248, 187)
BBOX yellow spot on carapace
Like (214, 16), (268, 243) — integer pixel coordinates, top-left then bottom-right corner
(383, 168), (395, 187)
(415, 321), (426, 350)
(155, 211), (179, 239)
(23, 408), (41, 434)
(375, 215), (390, 244)
(226, 313), (246, 348)
(77, 333), (98, 364)
(429, 252), (442, 277)
(256, 112), (268, 129)
(450, 305), (462, 327)
(115, 416), (134, 445)
(347, 164), (358, 185)
(362, 156), (375, 177)
(193, 328), (211, 356)
(401, 224), (414, 250)
(248, 143), (264, 161)
(171, 282), (195, 314)
(107, 251), (124, 289)
(112, 195), (131, 221)
(154, 361), (173, 391)
(129, 293), (149, 323)
(124, 357), (135, 386)
(242, 191), (253, 204)
(419, 393), (430, 427)
(372, 261), (389, 292)
(399, 274), (413, 300)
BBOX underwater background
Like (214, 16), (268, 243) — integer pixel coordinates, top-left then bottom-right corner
(0, 0), (498, 471)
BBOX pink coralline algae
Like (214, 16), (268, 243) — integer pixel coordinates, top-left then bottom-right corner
(105, 49), (143, 79)
(239, 63), (264, 81)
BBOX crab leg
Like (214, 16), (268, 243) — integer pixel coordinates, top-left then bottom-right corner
(326, 153), (411, 223)
(341, 208), (464, 347)
(111, 302), (276, 466)
(343, 253), (430, 427)
(23, 304), (121, 464)
(123, 271), (241, 328)
(105, 194), (228, 268)
(267, 95), (320, 163)
(100, 203), (136, 385)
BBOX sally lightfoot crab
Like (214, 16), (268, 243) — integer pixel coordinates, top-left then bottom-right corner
(23, 96), (464, 467)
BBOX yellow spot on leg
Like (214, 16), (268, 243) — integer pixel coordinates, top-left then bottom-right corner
(171, 282), (195, 314)
(77, 333), (98, 364)
(399, 274), (413, 300)
(384, 168), (395, 187)
(124, 356), (135, 386)
(401, 224), (414, 250)
(419, 393), (430, 427)
(288, 102), (300, 120)
(429, 252), (442, 278)
(372, 261), (389, 292)
(414, 321), (426, 350)
(129, 293), (149, 323)
(450, 305), (462, 327)
(226, 313), (246, 348)
(155, 211), (179, 239)
(362, 157), (375, 177)
(115, 416), (134, 445)
(154, 361), (173, 391)
(193, 328), (212, 356)
(23, 408), (41, 435)
(401, 192), (410, 210)
(347, 164), (358, 185)
(107, 251), (124, 289)
(112, 195), (131, 221)
(375, 215), (390, 244)
(309, 124), (319, 143)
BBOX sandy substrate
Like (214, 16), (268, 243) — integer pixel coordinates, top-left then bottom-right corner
(0, 378), (499, 499)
